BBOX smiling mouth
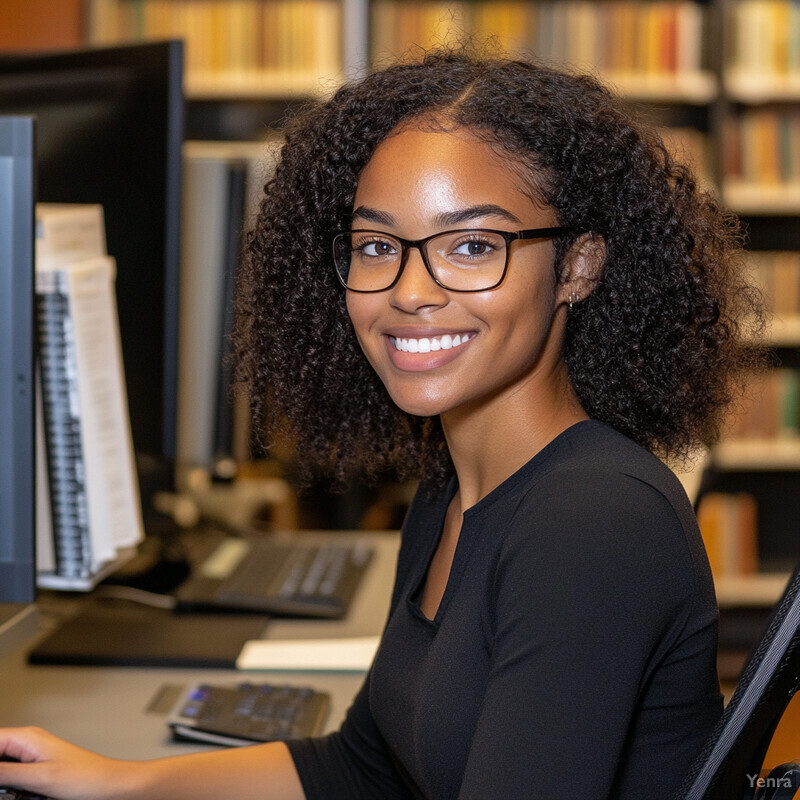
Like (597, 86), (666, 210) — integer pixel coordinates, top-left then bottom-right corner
(389, 333), (474, 353)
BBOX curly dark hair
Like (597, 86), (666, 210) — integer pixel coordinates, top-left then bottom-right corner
(235, 45), (764, 489)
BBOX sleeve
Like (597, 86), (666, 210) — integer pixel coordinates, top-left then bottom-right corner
(286, 669), (413, 800)
(456, 471), (717, 800)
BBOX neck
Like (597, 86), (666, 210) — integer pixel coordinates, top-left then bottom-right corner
(441, 361), (587, 512)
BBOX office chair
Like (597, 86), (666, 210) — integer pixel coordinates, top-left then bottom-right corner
(676, 565), (800, 800)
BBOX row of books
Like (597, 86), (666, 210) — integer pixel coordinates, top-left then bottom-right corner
(744, 251), (800, 319)
(723, 368), (800, 442)
(89, 0), (709, 84)
(35, 205), (144, 589)
(371, 0), (708, 78)
(659, 126), (714, 189)
(728, 0), (800, 78)
(90, 0), (342, 88)
(724, 108), (800, 187)
(696, 492), (758, 579)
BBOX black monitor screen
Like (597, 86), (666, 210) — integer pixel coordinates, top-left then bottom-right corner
(0, 41), (184, 494)
(0, 115), (36, 603)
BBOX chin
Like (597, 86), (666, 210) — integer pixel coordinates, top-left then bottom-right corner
(394, 393), (465, 419)
(386, 388), (449, 419)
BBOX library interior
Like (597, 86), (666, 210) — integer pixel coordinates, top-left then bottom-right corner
(1, 0), (800, 797)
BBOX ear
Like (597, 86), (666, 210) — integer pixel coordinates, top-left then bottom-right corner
(556, 233), (605, 307)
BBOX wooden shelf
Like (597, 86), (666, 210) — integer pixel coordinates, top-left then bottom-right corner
(765, 316), (800, 347)
(725, 71), (800, 104)
(746, 315), (800, 348)
(185, 71), (340, 100)
(184, 69), (719, 104)
(723, 181), (800, 215)
(605, 70), (718, 104)
(715, 571), (790, 607)
(713, 439), (800, 471)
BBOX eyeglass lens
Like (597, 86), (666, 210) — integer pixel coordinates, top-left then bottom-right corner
(334, 229), (511, 292)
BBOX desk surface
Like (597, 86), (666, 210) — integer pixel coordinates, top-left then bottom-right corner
(0, 531), (399, 761)
(0, 605), (38, 662)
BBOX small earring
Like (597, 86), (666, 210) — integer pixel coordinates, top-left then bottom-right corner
(568, 292), (580, 309)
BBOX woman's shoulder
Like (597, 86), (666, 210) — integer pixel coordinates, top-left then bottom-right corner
(528, 420), (692, 515)
(497, 421), (710, 594)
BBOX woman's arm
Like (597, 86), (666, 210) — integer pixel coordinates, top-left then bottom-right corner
(456, 471), (719, 800)
(0, 726), (305, 800)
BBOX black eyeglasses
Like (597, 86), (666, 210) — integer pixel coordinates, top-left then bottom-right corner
(332, 226), (570, 292)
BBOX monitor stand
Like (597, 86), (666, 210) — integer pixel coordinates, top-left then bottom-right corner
(0, 604), (38, 661)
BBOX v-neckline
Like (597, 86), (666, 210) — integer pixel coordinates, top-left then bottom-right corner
(418, 493), (463, 621)
(407, 421), (596, 626)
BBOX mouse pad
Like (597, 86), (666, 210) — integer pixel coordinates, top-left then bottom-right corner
(28, 599), (269, 669)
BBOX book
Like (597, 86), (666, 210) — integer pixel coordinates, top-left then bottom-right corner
(34, 203), (106, 269)
(723, 368), (800, 441)
(35, 204), (144, 589)
(697, 492), (759, 579)
(91, 0), (343, 90)
(726, 108), (800, 187)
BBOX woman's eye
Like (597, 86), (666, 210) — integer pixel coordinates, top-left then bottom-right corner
(359, 240), (396, 257)
(452, 239), (493, 257)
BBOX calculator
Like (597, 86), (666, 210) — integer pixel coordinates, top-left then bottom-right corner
(167, 681), (331, 747)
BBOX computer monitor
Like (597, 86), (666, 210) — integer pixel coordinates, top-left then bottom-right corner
(0, 115), (36, 604)
(0, 41), (185, 505)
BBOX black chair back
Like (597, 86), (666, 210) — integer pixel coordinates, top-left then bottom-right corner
(677, 566), (800, 800)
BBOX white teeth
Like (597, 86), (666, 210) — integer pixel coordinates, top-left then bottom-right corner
(392, 333), (472, 353)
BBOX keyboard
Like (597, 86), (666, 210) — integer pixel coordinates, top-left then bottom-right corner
(167, 681), (330, 746)
(174, 536), (374, 618)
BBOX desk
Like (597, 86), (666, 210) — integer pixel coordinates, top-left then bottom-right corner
(0, 531), (399, 761)
(0, 605), (38, 662)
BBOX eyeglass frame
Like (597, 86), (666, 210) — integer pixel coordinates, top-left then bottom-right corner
(331, 226), (572, 293)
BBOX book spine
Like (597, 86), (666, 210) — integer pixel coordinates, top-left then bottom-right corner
(697, 492), (759, 578)
(35, 271), (93, 579)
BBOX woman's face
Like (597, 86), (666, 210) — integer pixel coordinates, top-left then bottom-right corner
(345, 125), (573, 420)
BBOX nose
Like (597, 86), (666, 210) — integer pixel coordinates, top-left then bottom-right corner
(389, 245), (449, 313)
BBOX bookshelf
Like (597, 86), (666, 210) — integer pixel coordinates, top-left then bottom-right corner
(5, 0), (800, 584)
(88, 0), (349, 98)
(715, 571), (790, 607)
(4, 1), (794, 202)
(80, 0), (724, 104)
(721, 0), (800, 213)
(370, 0), (718, 103)
(705, 244), (800, 581)
(709, 0), (800, 597)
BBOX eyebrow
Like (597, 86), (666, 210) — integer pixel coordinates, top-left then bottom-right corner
(351, 203), (523, 228)
(351, 206), (395, 226)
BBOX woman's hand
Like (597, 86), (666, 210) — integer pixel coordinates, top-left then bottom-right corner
(0, 726), (140, 800)
(0, 726), (305, 800)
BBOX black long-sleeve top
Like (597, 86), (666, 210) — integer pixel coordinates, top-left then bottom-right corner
(287, 421), (722, 799)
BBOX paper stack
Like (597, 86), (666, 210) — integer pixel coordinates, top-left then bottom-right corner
(35, 204), (144, 589)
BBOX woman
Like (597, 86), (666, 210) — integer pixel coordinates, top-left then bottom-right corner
(0, 47), (762, 800)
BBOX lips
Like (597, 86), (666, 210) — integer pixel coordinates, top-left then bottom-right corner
(381, 329), (476, 372)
